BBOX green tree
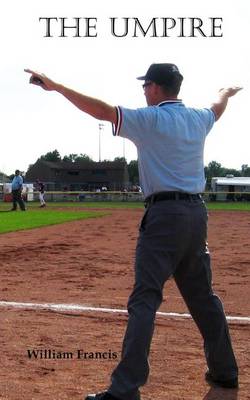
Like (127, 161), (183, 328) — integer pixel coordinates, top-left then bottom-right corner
(113, 157), (127, 163)
(63, 153), (93, 162)
(62, 153), (78, 162)
(223, 168), (241, 177)
(62, 153), (93, 162)
(128, 160), (139, 184)
(241, 164), (250, 176)
(39, 149), (61, 162)
(204, 161), (225, 189)
(75, 153), (93, 162)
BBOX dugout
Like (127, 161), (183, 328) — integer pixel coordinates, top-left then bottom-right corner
(211, 176), (250, 201)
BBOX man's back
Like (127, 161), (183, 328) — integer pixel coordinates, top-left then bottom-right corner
(116, 101), (215, 196)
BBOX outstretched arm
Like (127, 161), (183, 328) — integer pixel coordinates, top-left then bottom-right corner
(211, 87), (243, 121)
(24, 69), (117, 123)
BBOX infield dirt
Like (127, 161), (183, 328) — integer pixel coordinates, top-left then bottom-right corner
(0, 208), (249, 400)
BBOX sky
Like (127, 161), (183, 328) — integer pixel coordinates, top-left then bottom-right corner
(0, 0), (249, 175)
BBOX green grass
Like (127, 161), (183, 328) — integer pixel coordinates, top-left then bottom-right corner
(45, 200), (250, 211)
(206, 202), (250, 211)
(1, 201), (250, 212)
(77, 201), (250, 211)
(0, 201), (144, 210)
(0, 208), (107, 234)
(49, 201), (144, 209)
(0, 200), (249, 235)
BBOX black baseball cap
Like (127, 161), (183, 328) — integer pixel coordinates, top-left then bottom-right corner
(137, 63), (183, 86)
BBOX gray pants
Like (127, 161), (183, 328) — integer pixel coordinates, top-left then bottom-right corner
(12, 189), (26, 211)
(108, 198), (238, 400)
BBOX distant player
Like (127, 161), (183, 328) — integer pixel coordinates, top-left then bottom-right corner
(36, 179), (46, 208)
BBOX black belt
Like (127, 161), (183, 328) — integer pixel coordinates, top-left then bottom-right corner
(145, 191), (202, 207)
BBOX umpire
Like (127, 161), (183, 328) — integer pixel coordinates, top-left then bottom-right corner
(11, 169), (26, 211)
(25, 63), (241, 399)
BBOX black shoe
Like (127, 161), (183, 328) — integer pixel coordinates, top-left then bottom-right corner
(205, 371), (238, 389)
(85, 393), (120, 400)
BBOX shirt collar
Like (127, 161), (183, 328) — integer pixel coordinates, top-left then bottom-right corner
(158, 100), (183, 107)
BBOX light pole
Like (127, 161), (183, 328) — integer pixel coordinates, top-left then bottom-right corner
(123, 138), (126, 160)
(98, 123), (104, 162)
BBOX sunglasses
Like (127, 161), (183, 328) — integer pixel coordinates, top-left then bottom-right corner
(142, 81), (153, 89)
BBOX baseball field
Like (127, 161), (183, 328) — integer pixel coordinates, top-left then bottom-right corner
(0, 201), (249, 400)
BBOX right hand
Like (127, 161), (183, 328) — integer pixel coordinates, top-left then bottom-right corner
(24, 69), (58, 91)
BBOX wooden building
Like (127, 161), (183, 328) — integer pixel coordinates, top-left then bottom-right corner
(25, 160), (130, 191)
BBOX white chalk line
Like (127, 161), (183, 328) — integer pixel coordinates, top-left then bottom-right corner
(0, 301), (249, 324)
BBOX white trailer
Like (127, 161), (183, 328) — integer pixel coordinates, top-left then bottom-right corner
(211, 176), (250, 201)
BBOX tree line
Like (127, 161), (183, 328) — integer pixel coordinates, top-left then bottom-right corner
(14, 150), (250, 188)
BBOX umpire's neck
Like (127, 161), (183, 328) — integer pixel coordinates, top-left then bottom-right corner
(145, 82), (179, 106)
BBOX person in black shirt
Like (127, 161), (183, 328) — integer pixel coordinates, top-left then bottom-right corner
(36, 179), (46, 208)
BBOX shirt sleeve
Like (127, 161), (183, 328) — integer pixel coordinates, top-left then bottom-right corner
(112, 106), (157, 146)
(201, 108), (216, 135)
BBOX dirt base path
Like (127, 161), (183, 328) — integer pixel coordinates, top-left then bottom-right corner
(0, 209), (249, 399)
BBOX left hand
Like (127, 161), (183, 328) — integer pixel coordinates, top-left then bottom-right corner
(219, 87), (243, 98)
